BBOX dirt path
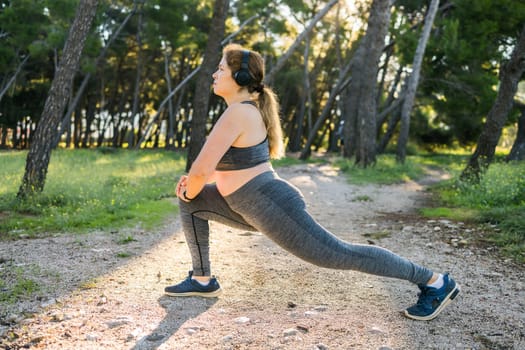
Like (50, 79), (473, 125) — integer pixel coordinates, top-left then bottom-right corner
(1, 163), (524, 350)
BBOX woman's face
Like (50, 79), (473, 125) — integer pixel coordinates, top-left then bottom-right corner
(212, 56), (238, 98)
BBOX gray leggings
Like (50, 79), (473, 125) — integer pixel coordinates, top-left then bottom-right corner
(179, 171), (433, 285)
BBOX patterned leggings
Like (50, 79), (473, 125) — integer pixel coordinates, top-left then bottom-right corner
(178, 171), (433, 285)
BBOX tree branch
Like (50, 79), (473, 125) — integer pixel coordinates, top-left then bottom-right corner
(264, 0), (339, 84)
(0, 55), (30, 103)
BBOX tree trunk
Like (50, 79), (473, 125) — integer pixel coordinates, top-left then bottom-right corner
(377, 103), (402, 154)
(128, 4), (144, 149)
(185, 0), (229, 171)
(164, 51), (176, 150)
(1, 127), (8, 148)
(63, 89), (74, 148)
(54, 5), (137, 148)
(377, 64), (403, 136)
(461, 24), (525, 182)
(397, 0), (440, 163)
(289, 38), (311, 152)
(82, 94), (96, 147)
(344, 0), (392, 167)
(73, 102), (81, 148)
(17, 0), (98, 198)
(376, 44), (393, 108)
(506, 104), (525, 161)
(341, 81), (357, 157)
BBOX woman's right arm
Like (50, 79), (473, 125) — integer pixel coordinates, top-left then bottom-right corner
(179, 105), (245, 200)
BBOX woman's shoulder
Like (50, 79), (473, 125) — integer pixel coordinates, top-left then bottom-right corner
(223, 101), (260, 122)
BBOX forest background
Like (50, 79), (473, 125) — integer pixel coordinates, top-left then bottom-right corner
(0, 0), (524, 258)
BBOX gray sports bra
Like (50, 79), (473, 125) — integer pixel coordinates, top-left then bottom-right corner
(215, 101), (270, 171)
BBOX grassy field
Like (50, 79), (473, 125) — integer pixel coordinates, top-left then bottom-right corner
(1, 149), (523, 263)
(0, 149), (186, 237)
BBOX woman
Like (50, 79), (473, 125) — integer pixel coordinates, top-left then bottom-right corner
(165, 44), (460, 321)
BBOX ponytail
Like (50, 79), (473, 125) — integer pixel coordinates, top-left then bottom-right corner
(258, 85), (284, 159)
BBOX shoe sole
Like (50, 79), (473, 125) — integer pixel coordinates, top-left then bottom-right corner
(404, 284), (460, 321)
(164, 288), (222, 298)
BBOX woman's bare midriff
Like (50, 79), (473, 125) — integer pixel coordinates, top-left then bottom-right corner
(214, 162), (274, 196)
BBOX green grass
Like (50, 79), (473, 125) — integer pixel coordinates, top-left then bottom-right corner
(334, 153), (465, 185)
(117, 234), (138, 244)
(0, 150), (310, 239)
(0, 277), (39, 303)
(426, 160), (525, 262)
(0, 262), (40, 304)
(0, 149), (185, 238)
(272, 155), (327, 167)
(352, 195), (373, 202)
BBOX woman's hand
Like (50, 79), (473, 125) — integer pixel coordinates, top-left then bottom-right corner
(176, 175), (191, 202)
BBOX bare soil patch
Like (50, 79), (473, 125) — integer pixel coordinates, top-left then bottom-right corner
(1, 163), (524, 349)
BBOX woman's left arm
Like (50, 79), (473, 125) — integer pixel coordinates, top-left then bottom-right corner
(181, 106), (244, 200)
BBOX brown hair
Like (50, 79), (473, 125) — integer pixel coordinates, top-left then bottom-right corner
(223, 44), (284, 159)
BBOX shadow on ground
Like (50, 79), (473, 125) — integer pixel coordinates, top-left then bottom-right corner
(130, 296), (217, 350)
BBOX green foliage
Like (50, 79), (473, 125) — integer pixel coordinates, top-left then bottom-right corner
(0, 0), (48, 46)
(117, 234), (137, 244)
(420, 206), (479, 222)
(442, 162), (525, 209)
(145, 0), (211, 48)
(1, 0), (524, 154)
(415, 0), (525, 145)
(352, 195), (372, 202)
(0, 0), (48, 67)
(0, 277), (39, 303)
(0, 149), (185, 238)
(429, 160), (525, 262)
(0, 262), (40, 304)
(116, 252), (132, 258)
(484, 206), (525, 261)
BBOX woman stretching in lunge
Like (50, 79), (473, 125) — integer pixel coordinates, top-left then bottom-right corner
(165, 44), (460, 321)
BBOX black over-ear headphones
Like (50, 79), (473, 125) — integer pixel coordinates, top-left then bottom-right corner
(234, 50), (253, 86)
